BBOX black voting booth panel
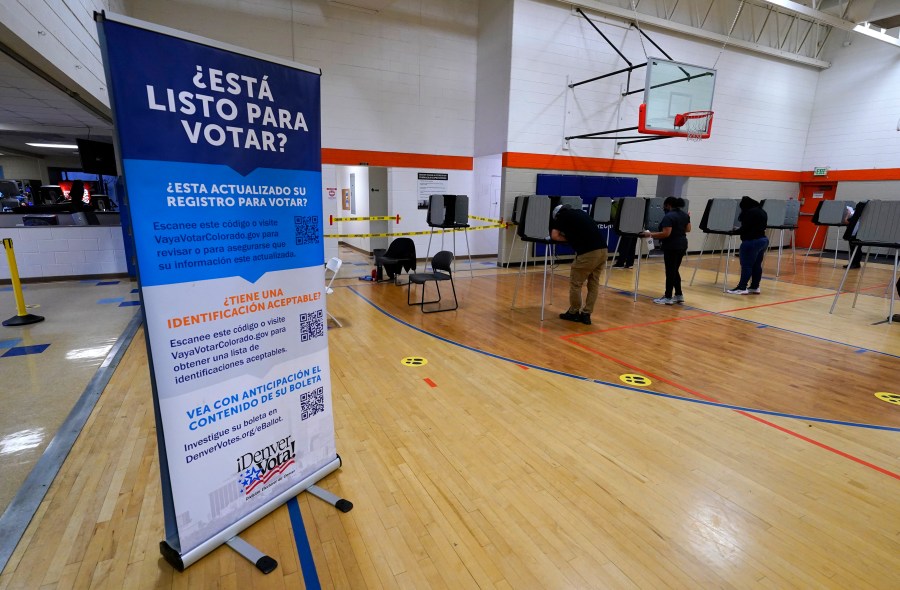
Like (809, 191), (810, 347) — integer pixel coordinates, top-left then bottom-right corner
(612, 197), (647, 236)
(761, 199), (796, 277)
(699, 198), (740, 234)
(643, 197), (691, 230)
(591, 197), (613, 224)
(830, 200), (900, 323)
(516, 195), (582, 242)
(813, 200), (854, 226)
(425, 194), (473, 277)
(427, 194), (468, 228)
(691, 198), (741, 290)
(510, 195), (581, 320)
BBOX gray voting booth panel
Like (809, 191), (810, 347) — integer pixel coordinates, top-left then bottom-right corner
(645, 197), (690, 229)
(762, 200), (786, 229)
(615, 198), (648, 235)
(645, 198), (665, 230)
(518, 195), (552, 241)
(517, 195), (583, 240)
(702, 198), (740, 233)
(783, 199), (800, 227)
(427, 194), (468, 227)
(512, 195), (531, 224)
(814, 200), (853, 226)
(592, 198), (613, 224)
(856, 200), (900, 247)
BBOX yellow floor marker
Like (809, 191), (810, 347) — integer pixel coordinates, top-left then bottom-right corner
(401, 357), (428, 367)
(619, 373), (651, 387)
(874, 392), (900, 406)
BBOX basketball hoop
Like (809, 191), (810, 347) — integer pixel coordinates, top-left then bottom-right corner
(676, 110), (714, 142)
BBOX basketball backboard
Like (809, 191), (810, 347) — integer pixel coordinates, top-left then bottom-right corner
(638, 58), (716, 138)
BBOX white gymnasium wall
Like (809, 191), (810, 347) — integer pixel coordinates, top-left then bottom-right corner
(388, 168), (475, 258)
(508, 0), (818, 171)
(130, 0), (478, 157)
(0, 0), (125, 112)
(472, 154), (503, 256)
(474, 0), (513, 157)
(804, 33), (900, 173)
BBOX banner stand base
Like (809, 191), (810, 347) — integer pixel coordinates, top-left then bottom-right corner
(226, 536), (278, 573)
(307, 483), (353, 513)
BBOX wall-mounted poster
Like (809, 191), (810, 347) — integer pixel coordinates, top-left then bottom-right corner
(418, 172), (448, 209)
(342, 189), (350, 210)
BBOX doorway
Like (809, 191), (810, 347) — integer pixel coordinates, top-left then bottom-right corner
(796, 182), (837, 249)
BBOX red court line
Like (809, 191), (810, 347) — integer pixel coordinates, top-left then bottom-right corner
(563, 336), (900, 480)
(424, 378), (437, 388)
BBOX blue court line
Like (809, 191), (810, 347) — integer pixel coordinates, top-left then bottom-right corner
(0, 338), (22, 349)
(286, 497), (320, 590)
(349, 287), (900, 433)
(118, 301), (141, 307)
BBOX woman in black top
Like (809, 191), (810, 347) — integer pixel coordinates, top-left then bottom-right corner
(642, 197), (691, 304)
(726, 196), (769, 295)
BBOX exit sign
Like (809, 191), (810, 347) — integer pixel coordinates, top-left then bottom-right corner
(813, 167), (828, 176)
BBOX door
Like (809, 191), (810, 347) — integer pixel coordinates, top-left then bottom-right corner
(368, 167), (389, 250)
(796, 182), (837, 249)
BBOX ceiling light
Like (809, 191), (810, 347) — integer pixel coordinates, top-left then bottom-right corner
(26, 143), (78, 149)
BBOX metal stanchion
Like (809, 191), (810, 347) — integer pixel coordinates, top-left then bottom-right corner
(2, 238), (45, 326)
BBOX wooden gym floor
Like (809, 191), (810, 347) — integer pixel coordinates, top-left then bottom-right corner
(1, 251), (898, 589)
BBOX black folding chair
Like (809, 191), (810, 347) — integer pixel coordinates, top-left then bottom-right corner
(407, 250), (458, 313)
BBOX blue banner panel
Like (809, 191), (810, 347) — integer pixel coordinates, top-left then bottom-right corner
(99, 13), (335, 568)
(102, 19), (320, 176)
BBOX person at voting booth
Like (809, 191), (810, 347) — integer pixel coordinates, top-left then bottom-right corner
(641, 197), (691, 305)
(841, 201), (867, 269)
(726, 196), (768, 295)
(550, 204), (608, 325)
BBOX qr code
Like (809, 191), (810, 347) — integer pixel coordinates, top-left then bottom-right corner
(295, 215), (320, 246)
(299, 310), (324, 342)
(300, 387), (325, 420)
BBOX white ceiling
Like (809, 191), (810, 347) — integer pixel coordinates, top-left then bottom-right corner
(0, 45), (111, 158)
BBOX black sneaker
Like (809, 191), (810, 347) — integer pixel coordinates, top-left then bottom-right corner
(559, 311), (581, 322)
(580, 313), (592, 325)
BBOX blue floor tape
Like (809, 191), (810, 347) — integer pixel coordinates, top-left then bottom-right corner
(287, 497), (320, 589)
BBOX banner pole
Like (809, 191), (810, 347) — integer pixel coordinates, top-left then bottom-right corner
(2, 238), (45, 327)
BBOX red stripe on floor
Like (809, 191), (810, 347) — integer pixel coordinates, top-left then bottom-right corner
(424, 378), (437, 388)
(563, 337), (900, 480)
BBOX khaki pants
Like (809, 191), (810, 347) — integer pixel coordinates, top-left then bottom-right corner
(568, 248), (607, 315)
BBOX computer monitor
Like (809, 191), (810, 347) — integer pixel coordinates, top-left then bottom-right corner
(76, 139), (118, 176)
(37, 185), (63, 205)
(90, 194), (113, 211)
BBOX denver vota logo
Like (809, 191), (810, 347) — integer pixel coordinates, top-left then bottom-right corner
(237, 435), (296, 495)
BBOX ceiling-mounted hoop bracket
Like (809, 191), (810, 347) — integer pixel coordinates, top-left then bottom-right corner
(564, 7), (713, 147)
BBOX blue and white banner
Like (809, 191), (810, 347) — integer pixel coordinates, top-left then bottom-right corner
(98, 13), (335, 564)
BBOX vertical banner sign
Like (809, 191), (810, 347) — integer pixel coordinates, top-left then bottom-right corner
(97, 13), (338, 569)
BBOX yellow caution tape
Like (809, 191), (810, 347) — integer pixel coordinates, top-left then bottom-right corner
(325, 223), (506, 238)
(330, 215), (400, 222)
(468, 215), (504, 224)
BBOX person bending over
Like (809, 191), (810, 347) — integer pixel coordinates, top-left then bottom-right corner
(550, 203), (608, 325)
(641, 197), (691, 305)
(726, 196), (768, 295)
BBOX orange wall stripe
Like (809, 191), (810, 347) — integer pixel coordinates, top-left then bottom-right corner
(322, 149), (472, 170)
(502, 152), (803, 182)
(797, 168), (900, 182)
(320, 148), (900, 182)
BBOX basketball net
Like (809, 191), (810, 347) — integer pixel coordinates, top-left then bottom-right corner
(682, 111), (713, 142)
